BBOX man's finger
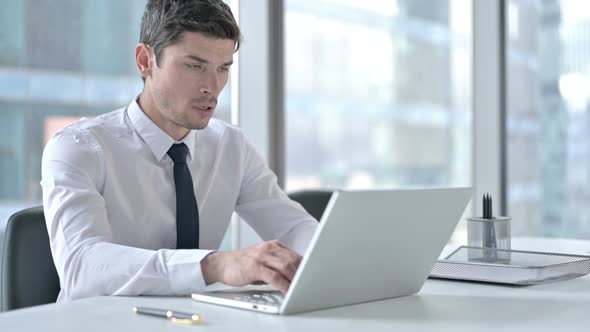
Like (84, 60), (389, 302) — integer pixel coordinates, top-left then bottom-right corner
(265, 241), (303, 267)
(271, 249), (302, 275)
(258, 265), (290, 293)
(260, 253), (299, 282)
(251, 280), (267, 285)
(271, 240), (291, 250)
(256, 244), (302, 282)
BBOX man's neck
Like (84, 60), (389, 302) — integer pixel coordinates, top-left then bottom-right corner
(137, 91), (190, 141)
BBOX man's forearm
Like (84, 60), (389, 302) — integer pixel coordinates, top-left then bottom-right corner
(56, 241), (213, 300)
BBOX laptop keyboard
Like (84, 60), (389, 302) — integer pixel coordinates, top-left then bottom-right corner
(233, 292), (284, 305)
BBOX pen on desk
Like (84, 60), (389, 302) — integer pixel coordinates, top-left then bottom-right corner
(482, 193), (497, 261)
(488, 194), (493, 220)
(133, 306), (202, 325)
(482, 193), (494, 221)
(490, 193), (493, 218)
(482, 193), (488, 220)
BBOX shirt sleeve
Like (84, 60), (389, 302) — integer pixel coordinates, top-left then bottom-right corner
(234, 137), (318, 256)
(41, 129), (213, 301)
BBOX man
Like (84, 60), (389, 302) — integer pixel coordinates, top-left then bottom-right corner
(41, 0), (318, 302)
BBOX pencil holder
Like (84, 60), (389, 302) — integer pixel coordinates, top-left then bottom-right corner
(467, 216), (511, 263)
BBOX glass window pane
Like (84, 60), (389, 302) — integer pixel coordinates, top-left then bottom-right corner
(285, 0), (472, 191)
(507, 0), (590, 238)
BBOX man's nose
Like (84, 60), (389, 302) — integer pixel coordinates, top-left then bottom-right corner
(200, 74), (220, 94)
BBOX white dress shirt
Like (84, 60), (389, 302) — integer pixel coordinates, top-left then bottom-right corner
(41, 98), (318, 302)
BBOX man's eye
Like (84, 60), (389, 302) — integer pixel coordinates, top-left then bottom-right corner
(187, 64), (203, 70)
(218, 67), (229, 72)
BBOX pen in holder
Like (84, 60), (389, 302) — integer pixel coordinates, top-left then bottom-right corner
(467, 193), (511, 263)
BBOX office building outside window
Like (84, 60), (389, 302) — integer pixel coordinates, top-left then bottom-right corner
(507, 0), (590, 238)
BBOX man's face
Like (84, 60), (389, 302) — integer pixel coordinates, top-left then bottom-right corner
(147, 32), (235, 132)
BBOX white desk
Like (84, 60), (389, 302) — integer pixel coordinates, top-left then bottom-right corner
(1, 238), (589, 332)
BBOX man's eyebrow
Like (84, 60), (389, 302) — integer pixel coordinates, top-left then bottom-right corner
(185, 55), (209, 63)
(185, 55), (233, 67)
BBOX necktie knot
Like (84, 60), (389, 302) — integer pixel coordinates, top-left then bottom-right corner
(167, 143), (189, 164)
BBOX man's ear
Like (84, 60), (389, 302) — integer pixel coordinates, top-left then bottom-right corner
(135, 43), (154, 80)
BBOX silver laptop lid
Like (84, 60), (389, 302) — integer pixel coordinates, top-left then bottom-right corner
(281, 187), (471, 314)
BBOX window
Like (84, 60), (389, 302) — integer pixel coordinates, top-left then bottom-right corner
(284, 0), (472, 192)
(507, 0), (590, 238)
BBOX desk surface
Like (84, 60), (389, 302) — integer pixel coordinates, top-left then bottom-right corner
(1, 238), (589, 332)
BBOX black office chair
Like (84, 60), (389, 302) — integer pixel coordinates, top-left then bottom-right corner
(287, 190), (334, 222)
(0, 206), (60, 312)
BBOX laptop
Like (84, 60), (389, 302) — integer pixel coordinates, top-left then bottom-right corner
(192, 187), (471, 315)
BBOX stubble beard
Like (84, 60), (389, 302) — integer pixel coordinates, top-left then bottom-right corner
(174, 111), (211, 131)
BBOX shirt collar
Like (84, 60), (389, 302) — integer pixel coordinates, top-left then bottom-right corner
(127, 97), (196, 162)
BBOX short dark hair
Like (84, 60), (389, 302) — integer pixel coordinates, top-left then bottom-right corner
(140, 0), (241, 67)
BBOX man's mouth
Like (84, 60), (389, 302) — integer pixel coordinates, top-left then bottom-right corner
(194, 105), (214, 111)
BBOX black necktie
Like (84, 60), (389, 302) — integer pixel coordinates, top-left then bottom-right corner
(167, 143), (199, 249)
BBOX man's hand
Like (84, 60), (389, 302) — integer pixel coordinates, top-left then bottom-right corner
(200, 240), (302, 293)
